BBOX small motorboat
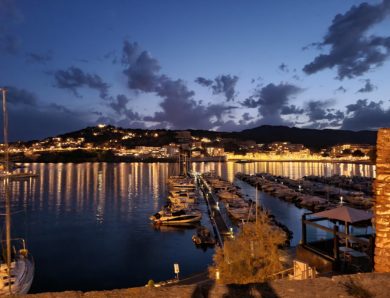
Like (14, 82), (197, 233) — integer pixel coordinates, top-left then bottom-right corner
(192, 226), (216, 246)
(150, 208), (202, 225)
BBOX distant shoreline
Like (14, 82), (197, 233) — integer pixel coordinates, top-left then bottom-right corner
(14, 158), (374, 165)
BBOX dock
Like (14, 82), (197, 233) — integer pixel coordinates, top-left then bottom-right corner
(196, 175), (233, 246)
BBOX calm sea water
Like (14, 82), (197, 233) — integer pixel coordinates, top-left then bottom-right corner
(1, 161), (375, 293)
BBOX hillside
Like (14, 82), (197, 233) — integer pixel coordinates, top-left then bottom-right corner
(17, 125), (378, 151)
(232, 125), (377, 150)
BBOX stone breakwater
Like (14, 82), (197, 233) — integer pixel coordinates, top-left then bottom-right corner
(22, 273), (390, 297)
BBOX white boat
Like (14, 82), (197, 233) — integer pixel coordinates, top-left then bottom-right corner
(0, 88), (34, 295)
(150, 209), (202, 225)
(168, 191), (197, 204)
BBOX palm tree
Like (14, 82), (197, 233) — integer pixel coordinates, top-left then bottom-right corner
(374, 128), (390, 272)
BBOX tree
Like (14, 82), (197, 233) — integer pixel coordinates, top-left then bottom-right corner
(209, 212), (287, 284)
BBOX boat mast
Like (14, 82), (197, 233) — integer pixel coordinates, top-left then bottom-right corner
(1, 88), (12, 288)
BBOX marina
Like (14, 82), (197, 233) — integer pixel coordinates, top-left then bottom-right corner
(0, 161), (376, 293)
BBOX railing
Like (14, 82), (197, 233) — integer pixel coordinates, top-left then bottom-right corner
(269, 267), (294, 280)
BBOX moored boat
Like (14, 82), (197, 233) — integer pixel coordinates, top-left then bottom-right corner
(150, 209), (202, 225)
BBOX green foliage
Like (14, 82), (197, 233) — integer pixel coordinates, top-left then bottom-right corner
(209, 213), (287, 284)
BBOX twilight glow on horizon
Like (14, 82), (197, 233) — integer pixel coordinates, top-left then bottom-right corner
(1, 0), (390, 141)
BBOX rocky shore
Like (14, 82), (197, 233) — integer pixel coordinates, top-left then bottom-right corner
(23, 272), (390, 297)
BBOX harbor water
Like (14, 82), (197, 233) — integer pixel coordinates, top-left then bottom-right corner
(1, 161), (375, 293)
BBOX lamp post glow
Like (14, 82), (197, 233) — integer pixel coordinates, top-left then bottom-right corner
(174, 263), (180, 280)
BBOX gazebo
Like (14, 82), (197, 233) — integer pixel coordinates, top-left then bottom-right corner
(297, 205), (374, 273)
(312, 205), (372, 234)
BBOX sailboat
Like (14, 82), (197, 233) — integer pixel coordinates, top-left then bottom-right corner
(0, 88), (34, 295)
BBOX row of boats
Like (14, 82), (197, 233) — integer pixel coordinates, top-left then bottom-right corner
(149, 176), (202, 225)
(236, 173), (372, 211)
(150, 175), (216, 246)
(202, 173), (257, 223)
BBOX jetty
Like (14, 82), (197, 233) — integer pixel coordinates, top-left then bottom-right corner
(196, 174), (232, 246)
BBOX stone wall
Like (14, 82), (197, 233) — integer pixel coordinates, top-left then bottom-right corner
(22, 273), (390, 298)
(374, 128), (390, 272)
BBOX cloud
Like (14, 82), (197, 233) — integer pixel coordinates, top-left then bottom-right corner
(120, 40), (237, 130)
(212, 75), (239, 101)
(195, 77), (213, 87)
(305, 99), (344, 122)
(242, 83), (302, 125)
(335, 86), (347, 93)
(5, 86), (38, 106)
(121, 41), (161, 92)
(103, 50), (118, 64)
(303, 1), (390, 79)
(0, 88), (91, 141)
(278, 63), (289, 73)
(54, 66), (110, 99)
(241, 112), (253, 122)
(144, 78), (235, 129)
(280, 104), (304, 115)
(107, 94), (140, 121)
(26, 51), (53, 64)
(195, 75), (239, 101)
(357, 79), (376, 93)
(342, 99), (390, 130)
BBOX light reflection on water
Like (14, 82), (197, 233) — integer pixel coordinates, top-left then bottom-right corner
(191, 161), (375, 182)
(0, 161), (375, 293)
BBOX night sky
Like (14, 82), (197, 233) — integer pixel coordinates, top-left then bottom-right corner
(1, 0), (390, 141)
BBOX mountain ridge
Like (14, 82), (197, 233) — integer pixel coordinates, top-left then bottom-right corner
(41, 124), (378, 151)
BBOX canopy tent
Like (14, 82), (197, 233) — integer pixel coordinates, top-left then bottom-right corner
(311, 206), (373, 224)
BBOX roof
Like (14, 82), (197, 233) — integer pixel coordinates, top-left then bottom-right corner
(311, 205), (373, 223)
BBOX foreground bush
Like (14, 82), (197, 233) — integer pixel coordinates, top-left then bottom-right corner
(209, 212), (287, 284)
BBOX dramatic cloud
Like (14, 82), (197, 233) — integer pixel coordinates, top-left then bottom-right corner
(121, 41), (161, 92)
(357, 79), (376, 93)
(342, 99), (390, 130)
(195, 75), (239, 101)
(5, 86), (37, 106)
(195, 77), (213, 87)
(242, 83), (302, 125)
(107, 94), (140, 120)
(212, 75), (239, 101)
(120, 40), (237, 130)
(305, 100), (344, 122)
(145, 78), (235, 129)
(54, 66), (109, 99)
(303, 1), (390, 79)
(26, 51), (53, 64)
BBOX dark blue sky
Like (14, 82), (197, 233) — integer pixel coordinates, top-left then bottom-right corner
(1, 0), (390, 141)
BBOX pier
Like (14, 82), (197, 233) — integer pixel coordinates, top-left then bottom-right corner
(196, 174), (233, 246)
